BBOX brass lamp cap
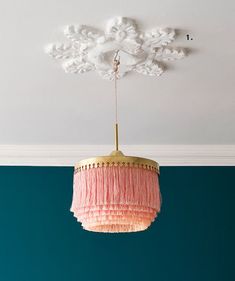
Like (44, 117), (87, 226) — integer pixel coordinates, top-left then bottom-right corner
(75, 150), (159, 174)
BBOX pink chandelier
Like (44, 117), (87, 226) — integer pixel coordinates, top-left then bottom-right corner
(71, 52), (161, 233)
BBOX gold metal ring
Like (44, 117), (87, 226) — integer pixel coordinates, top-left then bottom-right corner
(75, 151), (159, 174)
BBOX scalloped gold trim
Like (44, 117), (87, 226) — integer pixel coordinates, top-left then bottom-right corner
(74, 152), (159, 174)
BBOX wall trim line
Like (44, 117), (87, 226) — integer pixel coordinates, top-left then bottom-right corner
(0, 145), (234, 166)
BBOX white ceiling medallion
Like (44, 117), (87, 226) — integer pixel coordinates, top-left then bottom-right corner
(46, 17), (186, 80)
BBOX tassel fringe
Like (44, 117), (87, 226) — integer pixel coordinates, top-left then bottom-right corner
(71, 166), (161, 233)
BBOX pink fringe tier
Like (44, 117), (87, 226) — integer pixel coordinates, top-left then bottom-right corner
(71, 166), (161, 233)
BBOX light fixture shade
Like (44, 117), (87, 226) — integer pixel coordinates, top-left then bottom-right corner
(71, 151), (161, 233)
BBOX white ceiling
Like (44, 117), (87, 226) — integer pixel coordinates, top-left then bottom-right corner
(0, 0), (234, 146)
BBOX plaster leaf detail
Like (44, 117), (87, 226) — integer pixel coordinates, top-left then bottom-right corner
(133, 60), (163, 76)
(46, 43), (75, 59)
(46, 17), (186, 80)
(154, 47), (185, 61)
(64, 25), (104, 45)
(63, 59), (95, 74)
(141, 28), (175, 49)
(98, 69), (126, 80)
(106, 17), (139, 41)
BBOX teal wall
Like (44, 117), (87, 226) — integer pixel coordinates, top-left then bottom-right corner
(0, 167), (234, 281)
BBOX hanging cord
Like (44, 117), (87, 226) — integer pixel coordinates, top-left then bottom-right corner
(113, 50), (120, 151)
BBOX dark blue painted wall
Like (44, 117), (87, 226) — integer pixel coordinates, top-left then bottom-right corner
(0, 167), (234, 281)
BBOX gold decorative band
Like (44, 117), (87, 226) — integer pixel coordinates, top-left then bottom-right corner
(74, 154), (159, 174)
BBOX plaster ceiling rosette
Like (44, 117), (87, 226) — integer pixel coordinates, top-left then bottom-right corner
(46, 17), (186, 80)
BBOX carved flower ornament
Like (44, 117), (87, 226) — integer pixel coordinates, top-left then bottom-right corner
(46, 17), (185, 80)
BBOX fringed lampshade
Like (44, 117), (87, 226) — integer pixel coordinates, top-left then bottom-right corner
(71, 51), (161, 233)
(71, 150), (161, 233)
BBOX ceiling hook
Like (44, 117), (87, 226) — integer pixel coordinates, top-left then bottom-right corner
(113, 50), (120, 72)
